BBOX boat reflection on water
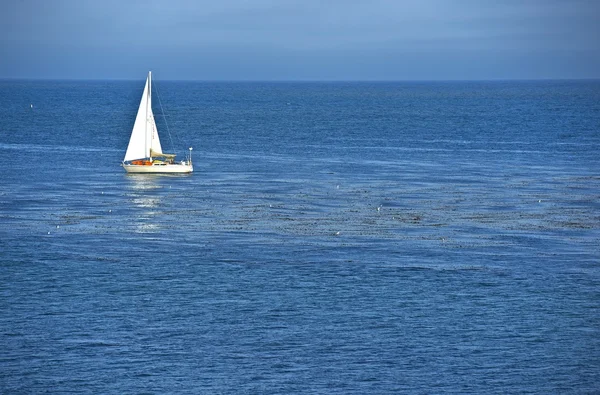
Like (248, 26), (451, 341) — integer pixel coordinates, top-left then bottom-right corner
(124, 173), (192, 235)
(125, 174), (164, 234)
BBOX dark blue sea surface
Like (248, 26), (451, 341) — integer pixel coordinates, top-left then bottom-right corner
(1, 79), (599, 393)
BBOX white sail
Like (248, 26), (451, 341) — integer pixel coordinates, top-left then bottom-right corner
(147, 72), (163, 156)
(124, 72), (163, 161)
(150, 112), (163, 156)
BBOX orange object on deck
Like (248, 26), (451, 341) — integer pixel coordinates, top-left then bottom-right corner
(131, 160), (152, 166)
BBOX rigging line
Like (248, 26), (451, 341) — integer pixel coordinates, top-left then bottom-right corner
(153, 78), (182, 154)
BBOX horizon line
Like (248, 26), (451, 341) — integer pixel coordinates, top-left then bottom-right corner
(1, 76), (599, 83)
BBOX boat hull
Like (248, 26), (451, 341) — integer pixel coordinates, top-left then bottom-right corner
(123, 163), (193, 174)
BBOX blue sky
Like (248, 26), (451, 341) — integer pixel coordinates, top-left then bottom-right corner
(1, 0), (599, 80)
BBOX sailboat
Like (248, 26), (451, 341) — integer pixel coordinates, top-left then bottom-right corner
(122, 71), (193, 173)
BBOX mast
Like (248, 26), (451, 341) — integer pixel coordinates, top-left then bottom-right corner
(147, 71), (151, 159)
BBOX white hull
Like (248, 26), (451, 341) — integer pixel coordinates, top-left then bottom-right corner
(123, 163), (193, 174)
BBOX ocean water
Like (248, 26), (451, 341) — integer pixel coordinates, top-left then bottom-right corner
(0, 79), (599, 393)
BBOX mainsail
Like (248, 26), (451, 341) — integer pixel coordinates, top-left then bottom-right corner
(124, 72), (164, 162)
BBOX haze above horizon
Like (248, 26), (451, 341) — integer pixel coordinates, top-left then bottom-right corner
(1, 0), (599, 81)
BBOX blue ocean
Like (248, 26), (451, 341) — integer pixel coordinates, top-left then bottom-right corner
(1, 79), (599, 393)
